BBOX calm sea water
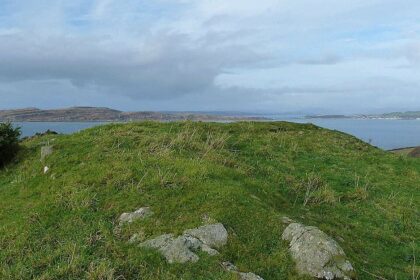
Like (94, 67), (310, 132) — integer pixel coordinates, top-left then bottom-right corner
(14, 119), (420, 150)
(16, 122), (105, 138)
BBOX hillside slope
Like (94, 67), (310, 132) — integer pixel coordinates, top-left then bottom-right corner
(0, 122), (418, 279)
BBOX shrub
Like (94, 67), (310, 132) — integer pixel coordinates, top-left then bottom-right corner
(0, 122), (21, 167)
(291, 173), (338, 206)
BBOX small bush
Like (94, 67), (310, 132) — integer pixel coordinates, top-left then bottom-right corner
(292, 173), (338, 206)
(0, 122), (21, 167)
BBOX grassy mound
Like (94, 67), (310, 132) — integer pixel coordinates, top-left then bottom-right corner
(0, 122), (418, 280)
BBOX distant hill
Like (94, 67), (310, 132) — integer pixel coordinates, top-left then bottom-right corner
(306, 111), (420, 120)
(0, 107), (266, 122)
(378, 111), (420, 120)
(304, 114), (350, 119)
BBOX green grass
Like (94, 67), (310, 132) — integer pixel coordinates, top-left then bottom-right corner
(0, 121), (419, 280)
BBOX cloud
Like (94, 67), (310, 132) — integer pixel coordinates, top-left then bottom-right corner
(0, 31), (264, 99)
(0, 0), (420, 112)
(297, 55), (342, 65)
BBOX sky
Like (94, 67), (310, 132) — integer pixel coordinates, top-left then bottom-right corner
(0, 0), (419, 114)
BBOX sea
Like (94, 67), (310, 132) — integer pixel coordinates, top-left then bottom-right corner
(13, 118), (420, 150)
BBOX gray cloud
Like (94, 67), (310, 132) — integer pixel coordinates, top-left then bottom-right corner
(297, 54), (342, 65)
(0, 0), (420, 113)
(0, 32), (268, 100)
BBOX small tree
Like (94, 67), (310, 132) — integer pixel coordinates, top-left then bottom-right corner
(0, 122), (21, 167)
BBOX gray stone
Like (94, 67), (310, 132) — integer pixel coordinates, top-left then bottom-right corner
(139, 234), (201, 264)
(140, 234), (175, 249)
(139, 223), (226, 264)
(238, 272), (265, 280)
(118, 207), (153, 225)
(222, 261), (239, 272)
(41, 146), (53, 161)
(200, 243), (219, 256)
(160, 236), (200, 263)
(282, 223), (356, 280)
(183, 223), (228, 249)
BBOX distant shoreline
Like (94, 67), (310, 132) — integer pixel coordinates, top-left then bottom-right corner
(0, 107), (268, 122)
(305, 111), (420, 121)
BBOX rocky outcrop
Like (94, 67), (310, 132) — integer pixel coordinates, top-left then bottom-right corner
(183, 223), (228, 249)
(282, 222), (355, 279)
(138, 223), (228, 264)
(140, 234), (200, 263)
(222, 261), (264, 280)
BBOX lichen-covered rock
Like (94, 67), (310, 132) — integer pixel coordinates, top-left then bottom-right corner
(282, 223), (356, 279)
(238, 272), (265, 280)
(160, 236), (200, 263)
(118, 207), (153, 225)
(222, 261), (239, 272)
(139, 234), (210, 263)
(139, 223), (226, 263)
(140, 234), (175, 249)
(183, 223), (228, 249)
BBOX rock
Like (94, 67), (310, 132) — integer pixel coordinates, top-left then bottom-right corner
(140, 234), (201, 264)
(183, 223), (228, 249)
(282, 223), (356, 280)
(222, 261), (238, 272)
(199, 243), (219, 256)
(221, 261), (264, 280)
(118, 207), (153, 225)
(238, 272), (265, 280)
(160, 236), (200, 263)
(140, 234), (175, 249)
(139, 223), (226, 264)
(41, 146), (53, 161)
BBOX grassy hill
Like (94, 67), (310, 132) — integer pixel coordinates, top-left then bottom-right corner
(0, 122), (418, 279)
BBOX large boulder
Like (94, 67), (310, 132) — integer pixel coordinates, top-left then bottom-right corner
(139, 223), (228, 264)
(140, 234), (200, 263)
(183, 223), (228, 249)
(282, 222), (356, 279)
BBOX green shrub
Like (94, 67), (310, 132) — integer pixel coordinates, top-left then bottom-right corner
(291, 173), (338, 206)
(0, 122), (21, 167)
